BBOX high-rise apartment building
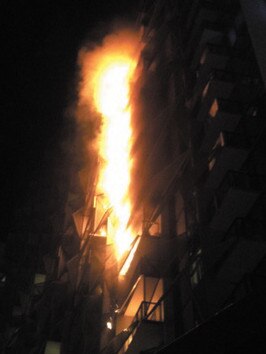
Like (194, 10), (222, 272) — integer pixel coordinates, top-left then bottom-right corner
(121, 1), (266, 352)
(2, 1), (266, 353)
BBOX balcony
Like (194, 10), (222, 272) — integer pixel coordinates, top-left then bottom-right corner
(219, 128), (250, 149)
(117, 301), (163, 354)
(196, 71), (235, 121)
(207, 171), (260, 232)
(205, 231), (266, 312)
(192, 44), (229, 96)
(200, 43), (229, 67)
(200, 215), (266, 315)
(185, 0), (237, 31)
(208, 98), (241, 130)
(205, 127), (249, 189)
(193, 37), (230, 73)
(116, 276), (163, 327)
(157, 293), (266, 354)
(199, 99), (242, 154)
(205, 209), (266, 269)
(116, 276), (164, 353)
(117, 236), (177, 304)
(185, 1), (221, 48)
(186, 21), (224, 66)
(225, 213), (266, 243)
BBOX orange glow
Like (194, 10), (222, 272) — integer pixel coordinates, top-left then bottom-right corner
(95, 57), (136, 257)
(119, 236), (141, 276)
(78, 30), (140, 259)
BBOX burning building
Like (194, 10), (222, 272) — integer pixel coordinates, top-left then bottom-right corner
(2, 0), (266, 353)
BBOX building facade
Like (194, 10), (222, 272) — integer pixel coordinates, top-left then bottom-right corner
(124, 0), (266, 352)
(2, 0), (266, 353)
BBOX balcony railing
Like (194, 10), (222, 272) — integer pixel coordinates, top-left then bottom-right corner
(219, 129), (249, 150)
(215, 170), (261, 208)
(207, 121), (250, 160)
(204, 127), (250, 192)
(206, 171), (261, 230)
(225, 215), (266, 242)
(189, 44), (229, 99)
(118, 301), (164, 354)
(185, 0), (222, 45)
(198, 42), (228, 68)
(195, 70), (235, 121)
(209, 98), (241, 117)
(134, 301), (164, 323)
(193, 99), (242, 158)
(187, 21), (224, 64)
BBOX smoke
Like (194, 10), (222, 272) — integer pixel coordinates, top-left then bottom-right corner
(73, 23), (140, 172)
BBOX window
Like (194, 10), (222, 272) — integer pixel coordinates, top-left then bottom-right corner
(190, 249), (203, 287)
(247, 105), (258, 117)
(44, 342), (61, 354)
(149, 214), (161, 236)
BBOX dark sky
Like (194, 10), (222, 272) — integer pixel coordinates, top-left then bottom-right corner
(2, 0), (137, 238)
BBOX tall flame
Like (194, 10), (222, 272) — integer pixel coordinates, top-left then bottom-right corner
(94, 56), (136, 258)
(77, 30), (140, 259)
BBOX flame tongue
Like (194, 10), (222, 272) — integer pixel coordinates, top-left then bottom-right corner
(94, 57), (136, 258)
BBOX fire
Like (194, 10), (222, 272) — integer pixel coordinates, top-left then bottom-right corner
(94, 57), (136, 258)
(77, 30), (140, 259)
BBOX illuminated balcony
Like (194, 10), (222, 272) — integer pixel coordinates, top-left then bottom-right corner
(117, 236), (177, 304)
(207, 171), (260, 232)
(205, 128), (249, 189)
(199, 43), (229, 68)
(193, 37), (229, 73)
(186, 21), (224, 66)
(116, 276), (163, 330)
(118, 301), (164, 354)
(208, 98), (241, 130)
(196, 71), (235, 122)
(116, 276), (164, 354)
(192, 44), (229, 96)
(198, 98), (242, 154)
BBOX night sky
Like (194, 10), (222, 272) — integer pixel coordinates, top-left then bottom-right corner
(2, 0), (137, 239)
